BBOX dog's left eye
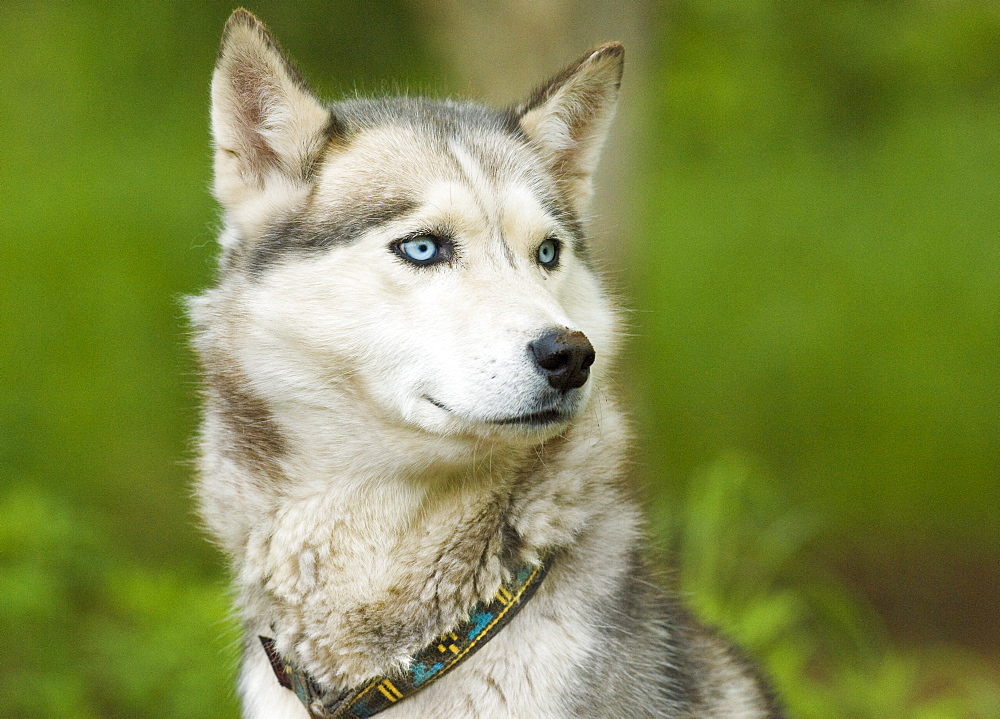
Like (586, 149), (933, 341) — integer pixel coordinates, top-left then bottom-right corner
(537, 239), (560, 268)
(396, 235), (447, 265)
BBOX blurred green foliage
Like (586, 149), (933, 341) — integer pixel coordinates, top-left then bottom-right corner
(0, 0), (997, 716)
(635, 0), (999, 553)
(0, 487), (238, 717)
(667, 454), (1000, 718)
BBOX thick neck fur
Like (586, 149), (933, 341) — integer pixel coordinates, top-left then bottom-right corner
(193, 331), (634, 690)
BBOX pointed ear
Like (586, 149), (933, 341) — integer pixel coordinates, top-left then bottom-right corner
(211, 9), (335, 212)
(512, 43), (624, 213)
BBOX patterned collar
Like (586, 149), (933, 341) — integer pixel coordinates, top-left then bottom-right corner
(260, 558), (550, 719)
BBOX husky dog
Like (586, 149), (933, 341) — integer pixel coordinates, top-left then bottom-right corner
(190, 9), (782, 719)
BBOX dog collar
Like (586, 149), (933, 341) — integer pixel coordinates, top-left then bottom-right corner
(260, 558), (550, 719)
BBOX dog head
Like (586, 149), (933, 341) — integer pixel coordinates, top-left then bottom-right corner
(195, 10), (624, 453)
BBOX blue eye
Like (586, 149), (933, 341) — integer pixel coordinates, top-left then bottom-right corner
(537, 239), (560, 268)
(398, 235), (441, 264)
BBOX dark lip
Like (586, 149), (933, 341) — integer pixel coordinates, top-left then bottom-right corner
(489, 408), (567, 426)
(426, 396), (450, 412)
(425, 396), (568, 427)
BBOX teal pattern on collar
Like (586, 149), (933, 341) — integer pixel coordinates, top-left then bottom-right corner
(260, 559), (551, 719)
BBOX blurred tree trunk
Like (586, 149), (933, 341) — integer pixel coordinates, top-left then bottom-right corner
(408, 0), (656, 266)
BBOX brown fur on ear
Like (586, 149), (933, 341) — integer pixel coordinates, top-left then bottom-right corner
(512, 43), (624, 213)
(211, 9), (339, 212)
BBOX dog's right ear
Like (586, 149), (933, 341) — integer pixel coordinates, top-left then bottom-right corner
(211, 9), (334, 217)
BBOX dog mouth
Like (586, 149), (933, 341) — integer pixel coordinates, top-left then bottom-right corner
(489, 408), (567, 426)
(425, 396), (569, 427)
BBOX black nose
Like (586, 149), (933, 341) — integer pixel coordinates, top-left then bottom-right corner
(529, 329), (596, 391)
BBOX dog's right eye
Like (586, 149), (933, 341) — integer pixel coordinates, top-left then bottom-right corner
(394, 235), (449, 266)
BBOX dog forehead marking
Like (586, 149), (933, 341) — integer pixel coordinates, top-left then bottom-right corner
(448, 141), (497, 214)
(502, 184), (560, 250)
(446, 139), (551, 265)
(420, 179), (486, 236)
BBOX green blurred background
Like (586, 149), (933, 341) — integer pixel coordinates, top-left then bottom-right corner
(1, 1), (997, 717)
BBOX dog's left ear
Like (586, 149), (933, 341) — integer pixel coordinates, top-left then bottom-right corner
(513, 43), (624, 213)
